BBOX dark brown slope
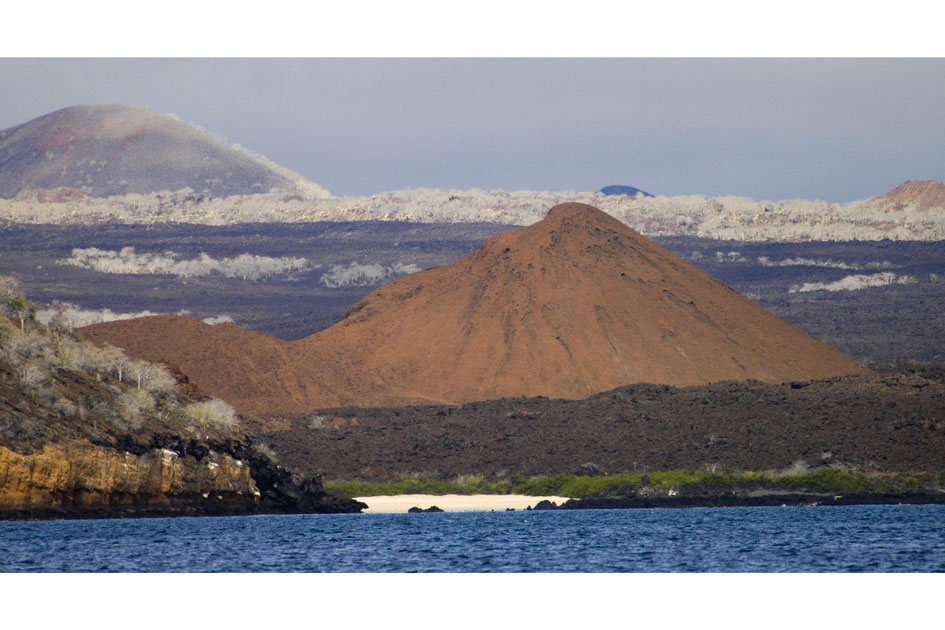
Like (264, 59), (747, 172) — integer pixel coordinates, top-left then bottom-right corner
(0, 104), (318, 198)
(81, 203), (869, 416)
(80, 315), (306, 418)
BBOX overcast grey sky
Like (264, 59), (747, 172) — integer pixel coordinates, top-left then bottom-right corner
(1, 58), (943, 201)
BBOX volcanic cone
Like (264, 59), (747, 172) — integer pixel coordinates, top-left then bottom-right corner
(82, 203), (869, 415)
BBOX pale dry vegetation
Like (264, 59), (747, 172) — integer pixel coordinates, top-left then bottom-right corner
(790, 272), (917, 294)
(318, 262), (421, 288)
(34, 300), (235, 330)
(3, 186), (945, 241)
(59, 246), (310, 281)
(0, 274), (239, 439)
(182, 399), (238, 431)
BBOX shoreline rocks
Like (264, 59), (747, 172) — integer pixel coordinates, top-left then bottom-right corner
(408, 505), (444, 513)
(552, 491), (945, 511)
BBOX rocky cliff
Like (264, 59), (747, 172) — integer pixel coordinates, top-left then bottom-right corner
(0, 440), (256, 518)
(0, 437), (365, 520)
(0, 281), (364, 520)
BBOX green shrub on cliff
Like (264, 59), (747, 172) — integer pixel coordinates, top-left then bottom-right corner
(7, 296), (36, 331)
(513, 474), (571, 496)
(326, 472), (640, 498)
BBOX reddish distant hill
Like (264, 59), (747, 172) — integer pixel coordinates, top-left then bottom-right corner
(0, 104), (327, 199)
(81, 203), (869, 417)
(14, 187), (92, 203)
(876, 179), (945, 210)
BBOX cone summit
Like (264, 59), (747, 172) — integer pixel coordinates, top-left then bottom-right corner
(81, 203), (869, 416)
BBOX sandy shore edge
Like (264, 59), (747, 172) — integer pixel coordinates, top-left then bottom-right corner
(353, 494), (571, 513)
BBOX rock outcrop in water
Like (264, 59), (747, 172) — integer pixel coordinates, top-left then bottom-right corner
(81, 203), (869, 417)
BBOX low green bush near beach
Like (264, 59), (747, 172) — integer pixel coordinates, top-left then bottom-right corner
(643, 470), (766, 491)
(768, 468), (868, 493)
(325, 469), (945, 499)
(326, 473), (512, 498)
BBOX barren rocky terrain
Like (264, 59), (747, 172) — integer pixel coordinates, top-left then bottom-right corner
(261, 366), (945, 480)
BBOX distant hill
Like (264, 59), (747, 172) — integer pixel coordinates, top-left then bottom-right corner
(600, 185), (653, 197)
(0, 105), (330, 199)
(874, 179), (945, 210)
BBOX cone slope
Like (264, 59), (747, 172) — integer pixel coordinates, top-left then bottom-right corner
(299, 203), (868, 404)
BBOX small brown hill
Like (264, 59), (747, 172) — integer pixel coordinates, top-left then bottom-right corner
(80, 315), (304, 417)
(81, 203), (869, 416)
(876, 179), (945, 210)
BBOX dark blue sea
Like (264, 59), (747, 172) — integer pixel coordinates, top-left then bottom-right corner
(2, 504), (943, 572)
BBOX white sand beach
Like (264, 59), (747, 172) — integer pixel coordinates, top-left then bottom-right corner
(353, 494), (572, 513)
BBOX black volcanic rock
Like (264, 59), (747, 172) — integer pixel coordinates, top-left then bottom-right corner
(0, 105), (328, 198)
(240, 448), (366, 514)
(552, 492), (945, 510)
(261, 370), (945, 480)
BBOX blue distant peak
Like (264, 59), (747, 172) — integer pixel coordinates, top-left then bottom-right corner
(600, 185), (654, 198)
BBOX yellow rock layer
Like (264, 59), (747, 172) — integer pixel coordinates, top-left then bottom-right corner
(0, 441), (258, 511)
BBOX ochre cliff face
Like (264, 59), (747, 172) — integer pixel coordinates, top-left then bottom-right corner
(0, 440), (259, 517)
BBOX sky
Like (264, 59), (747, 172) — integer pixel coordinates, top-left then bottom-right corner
(2, 11), (945, 202)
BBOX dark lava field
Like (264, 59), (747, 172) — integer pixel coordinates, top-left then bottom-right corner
(260, 365), (945, 480)
(2, 222), (944, 363)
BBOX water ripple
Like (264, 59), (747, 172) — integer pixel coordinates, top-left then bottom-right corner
(1, 504), (943, 572)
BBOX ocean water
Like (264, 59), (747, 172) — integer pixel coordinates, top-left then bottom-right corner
(1, 504), (943, 572)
